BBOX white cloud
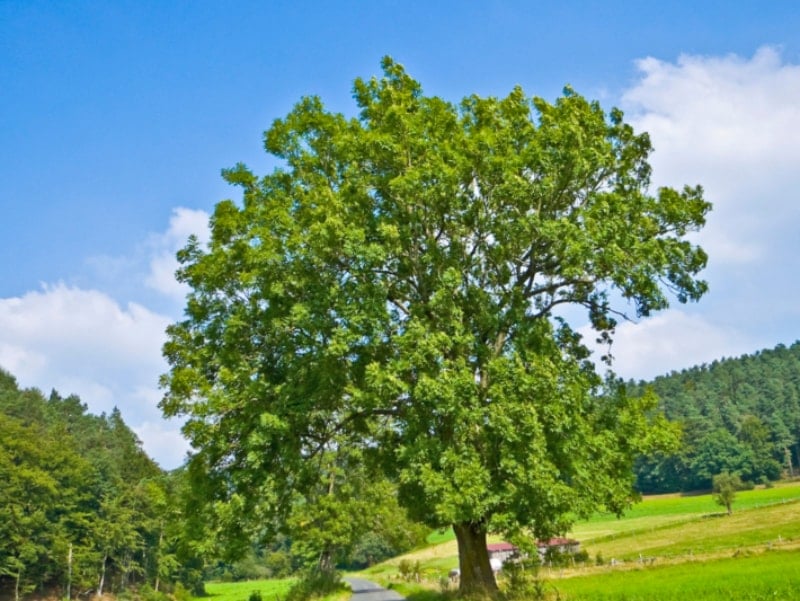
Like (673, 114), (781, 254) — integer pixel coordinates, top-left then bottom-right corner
(601, 48), (800, 379)
(0, 283), (181, 467)
(134, 420), (192, 470)
(0, 209), (209, 468)
(589, 310), (758, 382)
(623, 46), (800, 267)
(0, 284), (169, 376)
(145, 207), (210, 302)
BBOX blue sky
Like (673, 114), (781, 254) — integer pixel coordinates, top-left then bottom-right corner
(3, 1), (800, 468)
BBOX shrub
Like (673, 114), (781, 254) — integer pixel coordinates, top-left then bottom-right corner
(397, 559), (421, 581)
(171, 583), (191, 601)
(285, 568), (345, 601)
(500, 561), (549, 601)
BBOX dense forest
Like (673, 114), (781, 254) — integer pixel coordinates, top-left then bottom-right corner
(0, 369), (207, 601)
(0, 369), (426, 601)
(632, 341), (800, 493)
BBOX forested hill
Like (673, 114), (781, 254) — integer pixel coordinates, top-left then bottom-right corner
(0, 369), (203, 601)
(631, 341), (800, 494)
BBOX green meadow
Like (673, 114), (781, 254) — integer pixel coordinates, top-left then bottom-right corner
(550, 550), (800, 600)
(198, 578), (296, 601)
(365, 481), (800, 599)
(196, 482), (800, 601)
(571, 482), (800, 561)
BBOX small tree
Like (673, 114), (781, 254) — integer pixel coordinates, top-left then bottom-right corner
(712, 472), (742, 515)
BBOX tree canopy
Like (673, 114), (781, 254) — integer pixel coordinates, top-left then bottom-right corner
(161, 58), (710, 594)
(0, 369), (200, 600)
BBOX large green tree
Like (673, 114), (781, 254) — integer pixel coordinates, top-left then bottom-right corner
(161, 58), (709, 594)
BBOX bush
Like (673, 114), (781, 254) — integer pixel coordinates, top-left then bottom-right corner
(138, 584), (169, 601)
(500, 561), (549, 601)
(285, 568), (346, 601)
(572, 550), (590, 564)
(264, 550), (293, 578)
(171, 583), (191, 601)
(397, 559), (421, 582)
(248, 591), (262, 601)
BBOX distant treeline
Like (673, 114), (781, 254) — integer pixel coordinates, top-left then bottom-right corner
(632, 341), (800, 493)
(0, 369), (205, 601)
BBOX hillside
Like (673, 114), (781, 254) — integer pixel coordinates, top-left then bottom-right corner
(0, 369), (203, 600)
(630, 341), (800, 492)
(360, 482), (800, 600)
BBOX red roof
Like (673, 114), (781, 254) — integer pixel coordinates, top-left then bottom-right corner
(486, 542), (517, 552)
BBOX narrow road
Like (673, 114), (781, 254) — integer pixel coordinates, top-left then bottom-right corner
(345, 577), (406, 601)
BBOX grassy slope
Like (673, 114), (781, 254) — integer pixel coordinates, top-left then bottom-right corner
(551, 549), (800, 600)
(370, 482), (800, 573)
(198, 483), (800, 601)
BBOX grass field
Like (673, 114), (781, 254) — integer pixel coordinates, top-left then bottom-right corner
(427, 483), (800, 548)
(198, 578), (295, 601)
(550, 549), (800, 600)
(360, 481), (800, 599)
(197, 482), (800, 601)
(573, 482), (800, 542)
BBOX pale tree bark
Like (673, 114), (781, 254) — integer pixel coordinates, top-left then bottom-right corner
(97, 552), (107, 598)
(66, 543), (73, 600)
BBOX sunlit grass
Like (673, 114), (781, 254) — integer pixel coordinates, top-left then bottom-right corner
(366, 481), (800, 582)
(583, 498), (800, 561)
(552, 549), (800, 600)
(200, 482), (800, 600)
(197, 579), (295, 601)
(572, 481), (800, 542)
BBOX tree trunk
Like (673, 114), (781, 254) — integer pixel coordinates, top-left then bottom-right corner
(97, 552), (107, 597)
(66, 543), (73, 600)
(453, 521), (498, 596)
(155, 526), (163, 593)
(318, 547), (334, 574)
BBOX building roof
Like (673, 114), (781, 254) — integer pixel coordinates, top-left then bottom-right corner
(486, 542), (517, 552)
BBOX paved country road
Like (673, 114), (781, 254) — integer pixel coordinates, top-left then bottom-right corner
(345, 578), (406, 601)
